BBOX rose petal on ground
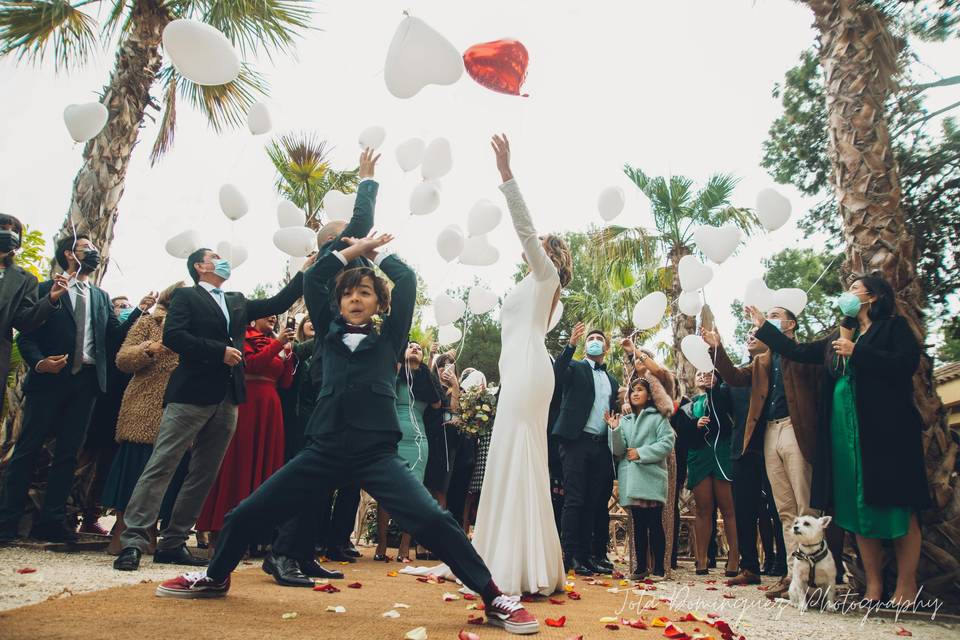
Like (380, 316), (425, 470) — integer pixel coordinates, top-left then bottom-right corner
(404, 627), (428, 640)
(458, 631), (481, 640)
(607, 587), (621, 593)
(705, 586), (718, 591)
(599, 616), (619, 623)
(664, 623), (690, 639)
(463, 593), (477, 600)
(605, 624), (620, 630)
(895, 627), (912, 637)
(313, 583), (341, 593)
(347, 582), (362, 589)
(659, 597), (672, 603)
(383, 610), (401, 619)
(387, 571), (399, 577)
(652, 616), (670, 627)
(618, 579), (631, 586)
(722, 593), (736, 599)
(545, 616), (567, 628)
(612, 571), (625, 579)
(568, 591), (582, 600)
(443, 592), (461, 601)
(325, 605), (346, 613)
(281, 612), (298, 620)
(549, 598), (565, 605)
(467, 615), (484, 625)
(15, 568), (37, 574)
(711, 620), (733, 636)
(393, 603), (411, 609)
(629, 619), (649, 629)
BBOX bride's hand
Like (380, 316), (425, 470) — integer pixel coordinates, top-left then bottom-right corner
(491, 134), (513, 183)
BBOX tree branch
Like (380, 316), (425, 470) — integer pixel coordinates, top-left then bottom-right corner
(893, 99), (960, 138)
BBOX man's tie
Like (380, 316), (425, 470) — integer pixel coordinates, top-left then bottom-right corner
(211, 288), (223, 295)
(71, 284), (87, 374)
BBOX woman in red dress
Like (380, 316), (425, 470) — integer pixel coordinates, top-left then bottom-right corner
(197, 315), (296, 541)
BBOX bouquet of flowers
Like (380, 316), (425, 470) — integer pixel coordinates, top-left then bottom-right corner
(457, 385), (497, 438)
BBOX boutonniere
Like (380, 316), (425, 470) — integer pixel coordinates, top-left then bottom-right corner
(371, 314), (384, 334)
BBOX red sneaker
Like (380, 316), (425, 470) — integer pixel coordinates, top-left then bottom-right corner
(78, 520), (110, 537)
(155, 571), (230, 599)
(486, 595), (539, 634)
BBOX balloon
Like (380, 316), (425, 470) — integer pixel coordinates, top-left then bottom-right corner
(287, 256), (306, 278)
(421, 138), (453, 180)
(396, 137), (426, 172)
(548, 299), (564, 333)
(272, 227), (316, 257)
(597, 186), (626, 222)
(693, 223), (742, 264)
(744, 278), (776, 312)
(467, 199), (502, 236)
(468, 286), (498, 314)
(437, 324), (462, 346)
(384, 16), (463, 99)
(678, 255), (713, 292)
(462, 39), (529, 96)
(216, 241), (248, 268)
(631, 291), (668, 330)
(772, 287), (808, 316)
(277, 201), (306, 228)
(63, 103), (108, 143)
(162, 19), (240, 86)
(460, 370), (486, 390)
(410, 182), (441, 215)
(678, 291), (703, 316)
(680, 334), (715, 373)
(755, 188), (792, 231)
(436, 225), (465, 262)
(459, 234), (499, 266)
(247, 102), (271, 135)
(218, 184), (248, 221)
(434, 293), (466, 326)
(165, 229), (201, 259)
(323, 190), (356, 222)
(359, 125), (386, 150)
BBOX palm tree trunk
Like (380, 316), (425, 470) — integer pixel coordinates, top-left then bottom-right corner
(669, 245), (697, 395)
(807, 0), (959, 607)
(53, 0), (170, 284)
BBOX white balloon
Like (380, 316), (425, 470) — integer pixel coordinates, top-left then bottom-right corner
(277, 201), (306, 228)
(323, 190), (356, 222)
(63, 103), (108, 143)
(437, 324), (463, 346)
(467, 199), (502, 236)
(162, 19), (241, 86)
(272, 227), (316, 257)
(678, 254), (714, 292)
(287, 256), (307, 278)
(421, 138), (453, 180)
(395, 137), (426, 172)
(165, 229), (201, 259)
(247, 102), (271, 135)
(755, 188), (792, 231)
(597, 186), (626, 222)
(632, 291), (668, 330)
(384, 16), (463, 99)
(693, 223), (742, 264)
(459, 235), (500, 266)
(680, 334), (715, 373)
(436, 225), (465, 262)
(218, 184), (248, 221)
(678, 291), (703, 317)
(216, 241), (248, 268)
(468, 286), (498, 314)
(359, 125), (386, 150)
(434, 294), (466, 325)
(548, 299), (564, 333)
(410, 182), (441, 215)
(772, 287), (808, 316)
(744, 278), (776, 312)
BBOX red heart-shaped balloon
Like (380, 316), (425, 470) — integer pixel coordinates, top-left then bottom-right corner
(463, 39), (529, 97)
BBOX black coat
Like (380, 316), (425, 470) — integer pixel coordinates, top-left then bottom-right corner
(680, 384), (735, 451)
(162, 273), (304, 406)
(550, 344), (619, 440)
(756, 316), (930, 511)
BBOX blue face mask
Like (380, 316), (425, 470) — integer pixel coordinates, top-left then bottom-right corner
(837, 291), (862, 318)
(212, 258), (232, 281)
(118, 308), (135, 323)
(585, 340), (604, 357)
(767, 318), (782, 332)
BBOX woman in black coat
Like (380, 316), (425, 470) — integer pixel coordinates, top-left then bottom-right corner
(746, 275), (929, 605)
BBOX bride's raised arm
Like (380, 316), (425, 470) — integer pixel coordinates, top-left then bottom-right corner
(491, 134), (555, 282)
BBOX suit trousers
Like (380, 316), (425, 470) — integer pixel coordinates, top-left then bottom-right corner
(763, 417), (813, 576)
(731, 451), (766, 574)
(272, 478), (361, 562)
(208, 429), (493, 595)
(559, 432), (615, 560)
(0, 367), (99, 531)
(120, 400), (238, 552)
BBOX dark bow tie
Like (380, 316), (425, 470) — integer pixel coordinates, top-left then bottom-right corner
(344, 323), (372, 335)
(592, 362), (607, 372)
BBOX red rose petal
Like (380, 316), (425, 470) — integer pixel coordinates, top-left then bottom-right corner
(707, 613), (720, 619)
(467, 615), (484, 625)
(564, 636), (584, 640)
(458, 631), (481, 640)
(722, 593), (736, 599)
(549, 598), (565, 605)
(568, 591), (582, 600)
(347, 582), (362, 589)
(664, 623), (691, 639)
(463, 593), (477, 600)
(895, 627), (912, 637)
(705, 586), (718, 591)
(712, 620), (733, 635)
(629, 619), (648, 629)
(312, 583), (340, 593)
(15, 568), (37, 574)
(545, 616), (567, 628)
(658, 597), (672, 603)
(605, 624), (620, 630)
(612, 571), (625, 579)
(680, 614), (698, 622)
(704, 579), (717, 584)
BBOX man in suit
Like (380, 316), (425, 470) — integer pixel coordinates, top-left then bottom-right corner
(553, 322), (620, 576)
(0, 234), (150, 542)
(113, 244), (311, 571)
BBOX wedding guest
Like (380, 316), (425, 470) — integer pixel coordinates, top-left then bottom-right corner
(423, 352), (463, 512)
(462, 368), (493, 529)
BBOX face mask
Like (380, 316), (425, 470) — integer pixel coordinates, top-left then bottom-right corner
(79, 248), (101, 271)
(837, 291), (862, 318)
(118, 308), (135, 323)
(212, 258), (232, 281)
(585, 340), (604, 357)
(767, 318), (782, 332)
(0, 229), (20, 253)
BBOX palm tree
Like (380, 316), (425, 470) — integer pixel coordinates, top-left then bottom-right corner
(0, 0), (314, 283)
(802, 0), (958, 608)
(592, 169), (759, 392)
(266, 132), (360, 229)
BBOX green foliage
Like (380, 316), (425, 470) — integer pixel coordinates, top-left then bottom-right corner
(15, 224), (47, 279)
(438, 281), (502, 385)
(249, 283), (275, 300)
(937, 316), (960, 363)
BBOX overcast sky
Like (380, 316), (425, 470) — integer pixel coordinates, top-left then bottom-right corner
(1, 0), (956, 350)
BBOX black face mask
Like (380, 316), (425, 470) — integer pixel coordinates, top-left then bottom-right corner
(0, 230), (20, 253)
(79, 249), (101, 271)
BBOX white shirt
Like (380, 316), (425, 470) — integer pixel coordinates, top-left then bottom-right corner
(68, 279), (96, 364)
(198, 281), (230, 330)
(584, 358), (612, 435)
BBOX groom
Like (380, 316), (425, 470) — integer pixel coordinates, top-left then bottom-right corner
(553, 322), (620, 576)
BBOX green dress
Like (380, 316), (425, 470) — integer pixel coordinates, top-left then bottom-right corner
(829, 354), (910, 539)
(686, 394), (734, 490)
(395, 379), (429, 482)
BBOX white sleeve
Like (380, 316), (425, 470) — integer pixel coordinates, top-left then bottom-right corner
(498, 179), (555, 282)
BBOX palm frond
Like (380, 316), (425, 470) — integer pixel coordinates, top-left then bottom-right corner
(0, 0), (100, 70)
(149, 63), (178, 165)
(175, 0), (313, 57)
(100, 0), (132, 39)
(177, 61), (267, 132)
(589, 225), (662, 276)
(692, 172), (739, 221)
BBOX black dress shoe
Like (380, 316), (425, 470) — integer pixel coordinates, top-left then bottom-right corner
(324, 545), (357, 563)
(299, 557), (344, 579)
(592, 557), (615, 574)
(29, 520), (79, 543)
(114, 547), (142, 571)
(373, 553), (390, 562)
(582, 557), (607, 575)
(565, 557), (595, 576)
(342, 543), (362, 558)
(153, 544), (209, 566)
(262, 554), (315, 587)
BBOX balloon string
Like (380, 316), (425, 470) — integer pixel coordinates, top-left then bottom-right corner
(805, 251), (843, 294)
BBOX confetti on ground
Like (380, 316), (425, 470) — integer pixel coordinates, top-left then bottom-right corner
(393, 603), (411, 609)
(382, 610), (401, 619)
(281, 612), (298, 620)
(324, 606), (346, 614)
(404, 626), (428, 640)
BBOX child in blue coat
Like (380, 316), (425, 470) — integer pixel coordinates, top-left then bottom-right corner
(606, 377), (676, 579)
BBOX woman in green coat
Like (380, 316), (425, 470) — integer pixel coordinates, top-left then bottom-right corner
(606, 377), (675, 579)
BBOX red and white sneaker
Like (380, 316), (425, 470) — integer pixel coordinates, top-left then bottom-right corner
(486, 594), (539, 634)
(155, 571), (230, 599)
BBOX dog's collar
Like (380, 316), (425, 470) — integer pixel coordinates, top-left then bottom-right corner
(792, 540), (829, 564)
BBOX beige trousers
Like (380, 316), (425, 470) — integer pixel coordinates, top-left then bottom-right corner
(763, 417), (813, 576)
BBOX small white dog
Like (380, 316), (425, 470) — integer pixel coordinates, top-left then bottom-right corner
(788, 515), (836, 612)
